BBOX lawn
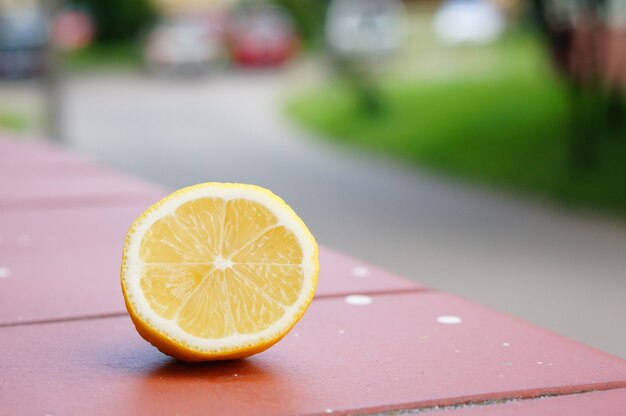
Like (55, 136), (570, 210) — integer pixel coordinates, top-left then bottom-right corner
(62, 42), (142, 71)
(286, 33), (626, 215)
(0, 111), (30, 132)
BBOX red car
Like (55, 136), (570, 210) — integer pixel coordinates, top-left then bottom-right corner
(226, 5), (299, 67)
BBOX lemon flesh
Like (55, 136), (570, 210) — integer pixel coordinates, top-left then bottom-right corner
(121, 183), (318, 361)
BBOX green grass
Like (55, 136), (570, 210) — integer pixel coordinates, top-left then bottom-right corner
(0, 111), (30, 132)
(62, 42), (142, 70)
(286, 33), (626, 215)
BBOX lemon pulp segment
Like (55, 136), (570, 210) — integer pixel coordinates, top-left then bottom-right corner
(138, 197), (305, 338)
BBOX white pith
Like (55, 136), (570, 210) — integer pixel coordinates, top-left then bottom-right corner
(122, 183), (318, 353)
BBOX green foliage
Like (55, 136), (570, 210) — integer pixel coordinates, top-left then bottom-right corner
(271, 0), (329, 46)
(73, 0), (155, 43)
(286, 35), (626, 215)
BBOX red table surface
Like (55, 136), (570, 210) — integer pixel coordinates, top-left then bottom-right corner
(0, 166), (168, 210)
(1, 292), (625, 416)
(0, 134), (90, 166)
(0, 136), (167, 210)
(440, 388), (626, 415)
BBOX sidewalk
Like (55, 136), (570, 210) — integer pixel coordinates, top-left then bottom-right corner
(60, 70), (626, 358)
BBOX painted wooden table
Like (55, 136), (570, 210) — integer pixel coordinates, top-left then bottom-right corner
(1, 135), (625, 415)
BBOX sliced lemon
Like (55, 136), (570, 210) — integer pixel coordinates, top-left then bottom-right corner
(121, 183), (318, 361)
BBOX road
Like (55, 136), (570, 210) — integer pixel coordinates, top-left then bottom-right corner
(59, 70), (626, 358)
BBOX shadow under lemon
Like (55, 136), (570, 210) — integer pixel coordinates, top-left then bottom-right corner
(86, 317), (300, 414)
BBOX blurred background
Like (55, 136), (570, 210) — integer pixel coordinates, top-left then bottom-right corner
(1, 0), (625, 357)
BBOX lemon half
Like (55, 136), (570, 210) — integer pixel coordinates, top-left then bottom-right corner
(121, 183), (318, 361)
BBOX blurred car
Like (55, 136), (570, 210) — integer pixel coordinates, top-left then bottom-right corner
(325, 0), (406, 59)
(434, 0), (505, 45)
(0, 1), (48, 79)
(53, 8), (94, 51)
(226, 5), (298, 67)
(143, 15), (225, 75)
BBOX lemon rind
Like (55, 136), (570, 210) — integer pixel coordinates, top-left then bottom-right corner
(120, 183), (319, 359)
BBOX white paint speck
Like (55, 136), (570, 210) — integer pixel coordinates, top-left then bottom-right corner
(0, 267), (10, 278)
(345, 295), (372, 306)
(500, 361), (513, 367)
(454, 349), (460, 353)
(233, 374), (239, 377)
(325, 409), (333, 414)
(293, 332), (299, 337)
(352, 266), (370, 277)
(17, 234), (32, 247)
(502, 342), (510, 347)
(436, 315), (462, 325)
(537, 361), (543, 365)
(338, 329), (345, 334)
(499, 374), (504, 378)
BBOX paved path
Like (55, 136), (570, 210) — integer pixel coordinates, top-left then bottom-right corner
(61, 71), (626, 358)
